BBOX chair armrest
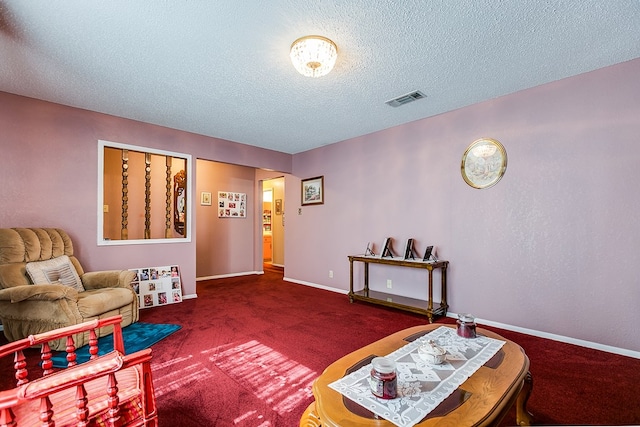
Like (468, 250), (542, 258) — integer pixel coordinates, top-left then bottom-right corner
(18, 348), (152, 399)
(81, 270), (137, 290)
(19, 350), (125, 399)
(0, 284), (78, 303)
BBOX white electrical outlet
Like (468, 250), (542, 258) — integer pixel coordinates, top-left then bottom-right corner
(329, 270), (333, 278)
(386, 279), (392, 289)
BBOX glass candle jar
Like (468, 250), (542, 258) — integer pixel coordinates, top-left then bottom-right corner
(370, 357), (397, 399)
(457, 313), (477, 338)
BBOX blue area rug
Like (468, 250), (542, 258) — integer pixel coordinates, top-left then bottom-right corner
(51, 322), (181, 368)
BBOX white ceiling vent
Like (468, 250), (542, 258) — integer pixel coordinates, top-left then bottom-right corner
(385, 90), (426, 107)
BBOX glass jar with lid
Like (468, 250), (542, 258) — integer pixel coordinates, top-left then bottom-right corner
(369, 357), (397, 399)
(457, 313), (477, 338)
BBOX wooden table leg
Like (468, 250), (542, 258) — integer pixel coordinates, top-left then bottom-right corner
(349, 258), (354, 303)
(516, 371), (534, 426)
(427, 268), (434, 323)
(364, 263), (369, 295)
(300, 401), (322, 427)
(440, 264), (448, 312)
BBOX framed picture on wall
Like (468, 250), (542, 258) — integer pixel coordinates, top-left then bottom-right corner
(275, 199), (282, 215)
(218, 191), (247, 218)
(200, 191), (212, 206)
(301, 176), (324, 206)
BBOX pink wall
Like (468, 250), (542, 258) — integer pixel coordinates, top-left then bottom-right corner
(0, 92), (291, 297)
(2, 58), (639, 353)
(288, 58), (640, 353)
(195, 160), (256, 277)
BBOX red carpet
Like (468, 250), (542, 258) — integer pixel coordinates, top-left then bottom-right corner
(139, 268), (640, 426)
(2, 267), (639, 426)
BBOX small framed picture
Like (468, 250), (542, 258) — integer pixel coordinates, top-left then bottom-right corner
(404, 238), (415, 260)
(200, 191), (212, 206)
(301, 176), (324, 206)
(275, 199), (282, 215)
(423, 245), (434, 261)
(380, 237), (393, 258)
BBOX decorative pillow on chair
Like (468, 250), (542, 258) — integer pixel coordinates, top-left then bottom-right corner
(26, 255), (85, 292)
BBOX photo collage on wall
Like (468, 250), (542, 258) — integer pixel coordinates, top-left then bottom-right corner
(218, 191), (246, 218)
(129, 265), (183, 309)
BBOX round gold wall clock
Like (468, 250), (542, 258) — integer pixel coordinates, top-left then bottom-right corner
(461, 138), (507, 189)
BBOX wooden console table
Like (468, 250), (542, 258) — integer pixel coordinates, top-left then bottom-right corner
(348, 255), (448, 323)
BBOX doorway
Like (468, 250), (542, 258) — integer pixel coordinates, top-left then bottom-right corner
(262, 177), (285, 268)
(262, 188), (273, 262)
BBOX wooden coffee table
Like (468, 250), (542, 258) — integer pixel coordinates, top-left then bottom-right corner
(300, 324), (533, 427)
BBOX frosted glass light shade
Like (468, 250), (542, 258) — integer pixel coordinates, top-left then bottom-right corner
(290, 35), (338, 78)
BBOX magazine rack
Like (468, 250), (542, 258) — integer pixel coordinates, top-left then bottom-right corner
(0, 315), (157, 426)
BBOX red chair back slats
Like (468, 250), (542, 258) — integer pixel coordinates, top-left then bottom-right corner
(0, 315), (157, 426)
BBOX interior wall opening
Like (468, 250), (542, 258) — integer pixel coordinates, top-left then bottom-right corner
(262, 177), (285, 268)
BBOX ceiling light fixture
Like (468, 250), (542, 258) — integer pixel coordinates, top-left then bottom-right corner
(290, 35), (337, 78)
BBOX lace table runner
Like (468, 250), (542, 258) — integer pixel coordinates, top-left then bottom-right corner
(328, 326), (505, 427)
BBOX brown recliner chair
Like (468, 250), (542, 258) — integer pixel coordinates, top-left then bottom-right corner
(0, 228), (138, 351)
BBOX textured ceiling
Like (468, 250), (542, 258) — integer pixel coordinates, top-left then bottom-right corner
(1, 1), (639, 154)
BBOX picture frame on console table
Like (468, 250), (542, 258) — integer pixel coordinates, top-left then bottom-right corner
(301, 176), (324, 206)
(404, 238), (416, 259)
(380, 237), (393, 258)
(423, 245), (434, 261)
(365, 242), (375, 256)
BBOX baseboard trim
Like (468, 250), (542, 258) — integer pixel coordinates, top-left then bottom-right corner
(284, 279), (639, 359)
(182, 293), (198, 300)
(284, 277), (349, 294)
(462, 314), (640, 359)
(197, 274), (639, 358)
(196, 271), (261, 281)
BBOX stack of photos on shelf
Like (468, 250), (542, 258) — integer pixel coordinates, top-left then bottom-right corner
(130, 265), (183, 308)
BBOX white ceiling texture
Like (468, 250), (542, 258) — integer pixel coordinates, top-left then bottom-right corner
(1, 1), (639, 154)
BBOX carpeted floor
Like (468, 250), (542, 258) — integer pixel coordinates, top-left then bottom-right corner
(1, 268), (639, 426)
(136, 268), (640, 426)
